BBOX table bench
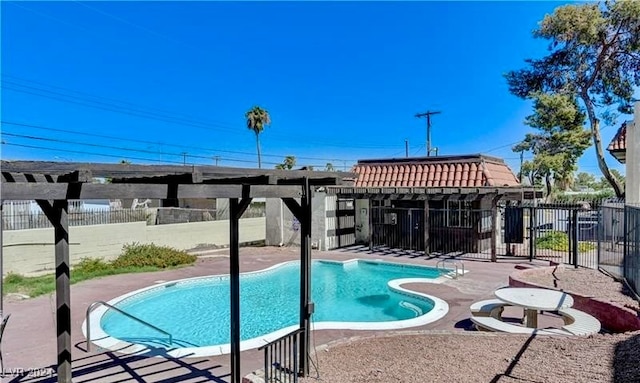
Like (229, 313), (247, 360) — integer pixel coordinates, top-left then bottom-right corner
(557, 308), (601, 336)
(470, 299), (510, 320)
(470, 316), (568, 336)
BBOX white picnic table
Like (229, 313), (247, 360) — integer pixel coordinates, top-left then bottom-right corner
(495, 287), (574, 328)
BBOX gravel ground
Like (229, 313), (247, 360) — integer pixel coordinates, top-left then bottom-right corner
(300, 267), (640, 383)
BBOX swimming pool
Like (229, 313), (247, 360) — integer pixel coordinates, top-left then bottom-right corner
(84, 259), (450, 357)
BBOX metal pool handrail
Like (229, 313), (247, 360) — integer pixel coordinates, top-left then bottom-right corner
(85, 300), (172, 352)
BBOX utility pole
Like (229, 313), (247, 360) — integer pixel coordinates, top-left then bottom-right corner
(182, 152), (188, 165)
(415, 110), (441, 157)
(405, 139), (409, 158)
(214, 156), (220, 166)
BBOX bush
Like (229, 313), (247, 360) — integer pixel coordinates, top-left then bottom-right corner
(74, 257), (111, 273)
(4, 272), (24, 284)
(536, 231), (596, 252)
(112, 243), (197, 269)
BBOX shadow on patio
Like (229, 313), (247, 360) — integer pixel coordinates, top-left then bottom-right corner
(5, 342), (229, 383)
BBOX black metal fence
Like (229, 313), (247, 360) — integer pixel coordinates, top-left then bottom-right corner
(258, 328), (304, 383)
(370, 207), (495, 260)
(523, 204), (600, 269)
(624, 205), (640, 295)
(368, 200), (626, 269)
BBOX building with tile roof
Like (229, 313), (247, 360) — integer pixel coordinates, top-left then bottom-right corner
(326, 154), (538, 259)
(607, 121), (632, 164)
(352, 154), (520, 188)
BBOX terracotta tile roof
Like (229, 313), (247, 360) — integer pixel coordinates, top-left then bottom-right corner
(607, 121), (633, 164)
(607, 121), (630, 152)
(352, 154), (520, 188)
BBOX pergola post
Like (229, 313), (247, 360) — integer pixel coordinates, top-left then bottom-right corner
(229, 192), (252, 383)
(281, 178), (312, 377)
(37, 199), (72, 383)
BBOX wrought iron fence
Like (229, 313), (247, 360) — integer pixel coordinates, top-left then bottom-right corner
(258, 328), (304, 383)
(525, 204), (600, 269)
(624, 205), (640, 295)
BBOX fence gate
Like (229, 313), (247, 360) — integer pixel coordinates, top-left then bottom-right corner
(526, 204), (599, 269)
(370, 207), (424, 251)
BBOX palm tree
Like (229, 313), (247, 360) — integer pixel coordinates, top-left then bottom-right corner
(245, 106), (271, 168)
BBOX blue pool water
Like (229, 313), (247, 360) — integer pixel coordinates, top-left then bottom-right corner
(101, 260), (444, 348)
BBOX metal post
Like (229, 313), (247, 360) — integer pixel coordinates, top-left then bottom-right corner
(368, 200), (374, 251)
(529, 207), (535, 262)
(572, 209), (579, 268)
(490, 196), (499, 262)
(424, 198), (430, 256)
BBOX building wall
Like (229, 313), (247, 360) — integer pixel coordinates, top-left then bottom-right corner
(2, 217), (265, 276)
(265, 192), (351, 251)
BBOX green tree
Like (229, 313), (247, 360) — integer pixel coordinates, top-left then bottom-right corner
(598, 168), (625, 190)
(513, 93), (592, 197)
(505, 1), (640, 197)
(574, 172), (598, 191)
(275, 155), (296, 170)
(325, 162), (335, 172)
(245, 106), (271, 169)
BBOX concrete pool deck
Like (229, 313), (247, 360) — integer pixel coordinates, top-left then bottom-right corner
(2, 246), (555, 383)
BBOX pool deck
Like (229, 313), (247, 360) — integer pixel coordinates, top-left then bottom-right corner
(2, 246), (556, 383)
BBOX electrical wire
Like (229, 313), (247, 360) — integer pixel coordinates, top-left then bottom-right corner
(2, 78), (402, 149)
(0, 120), (349, 162)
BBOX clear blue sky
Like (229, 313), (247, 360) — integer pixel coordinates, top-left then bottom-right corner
(0, 1), (627, 176)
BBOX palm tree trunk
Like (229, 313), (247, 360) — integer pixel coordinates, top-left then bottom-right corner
(255, 133), (262, 169)
(580, 91), (624, 197)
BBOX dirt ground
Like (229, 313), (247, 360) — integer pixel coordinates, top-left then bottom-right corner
(300, 266), (640, 383)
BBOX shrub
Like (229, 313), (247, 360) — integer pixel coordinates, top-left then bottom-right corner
(536, 231), (596, 252)
(4, 272), (24, 284)
(112, 243), (197, 269)
(74, 257), (111, 273)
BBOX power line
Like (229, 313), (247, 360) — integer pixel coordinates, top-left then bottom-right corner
(0, 120), (354, 162)
(2, 76), (401, 149)
(1, 131), (352, 169)
(1, 131), (268, 165)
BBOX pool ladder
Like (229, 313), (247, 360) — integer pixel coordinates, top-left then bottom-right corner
(85, 300), (172, 352)
(436, 259), (465, 280)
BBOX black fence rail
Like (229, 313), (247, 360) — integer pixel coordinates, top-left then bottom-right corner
(370, 207), (496, 260)
(624, 206), (640, 295)
(525, 204), (599, 269)
(258, 328), (304, 383)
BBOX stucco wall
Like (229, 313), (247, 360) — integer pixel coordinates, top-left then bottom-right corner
(265, 193), (328, 250)
(2, 217), (265, 276)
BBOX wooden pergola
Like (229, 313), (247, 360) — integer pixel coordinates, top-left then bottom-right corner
(0, 160), (352, 383)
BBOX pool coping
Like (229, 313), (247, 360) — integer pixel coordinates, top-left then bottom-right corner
(82, 258), (454, 358)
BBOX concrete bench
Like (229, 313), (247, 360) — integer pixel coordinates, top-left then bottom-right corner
(558, 308), (601, 336)
(470, 299), (509, 320)
(470, 316), (567, 336)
